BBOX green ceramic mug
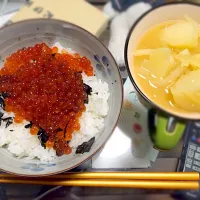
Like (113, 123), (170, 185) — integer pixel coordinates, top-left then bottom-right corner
(124, 2), (200, 150)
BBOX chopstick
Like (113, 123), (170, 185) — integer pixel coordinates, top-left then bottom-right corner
(1, 172), (199, 189)
(0, 179), (199, 189)
(0, 172), (199, 181)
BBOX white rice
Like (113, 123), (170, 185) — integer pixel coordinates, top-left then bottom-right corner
(69, 74), (109, 148)
(0, 44), (110, 162)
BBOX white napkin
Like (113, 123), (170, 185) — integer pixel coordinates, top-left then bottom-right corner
(92, 78), (159, 169)
(0, 11), (16, 27)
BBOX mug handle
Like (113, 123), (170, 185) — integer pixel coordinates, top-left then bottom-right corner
(148, 109), (186, 150)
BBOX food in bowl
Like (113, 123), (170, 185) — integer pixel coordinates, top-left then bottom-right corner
(0, 42), (110, 162)
(133, 16), (200, 117)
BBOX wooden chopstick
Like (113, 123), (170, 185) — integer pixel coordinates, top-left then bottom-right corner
(0, 172), (199, 181)
(0, 179), (199, 189)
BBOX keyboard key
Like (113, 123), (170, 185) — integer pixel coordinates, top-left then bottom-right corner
(194, 152), (200, 160)
(192, 136), (196, 142)
(195, 122), (200, 127)
(192, 128), (197, 134)
(194, 160), (200, 167)
(188, 150), (195, 157)
(186, 163), (191, 168)
(186, 158), (193, 164)
(189, 144), (197, 150)
(192, 166), (200, 172)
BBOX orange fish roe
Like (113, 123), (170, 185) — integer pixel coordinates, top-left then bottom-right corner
(46, 140), (54, 148)
(0, 43), (94, 156)
(30, 125), (39, 135)
(14, 115), (24, 123)
(52, 46), (58, 54)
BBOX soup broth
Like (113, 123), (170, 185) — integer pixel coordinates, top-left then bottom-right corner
(133, 19), (200, 118)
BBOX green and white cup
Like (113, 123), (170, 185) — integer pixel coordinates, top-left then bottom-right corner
(124, 2), (200, 151)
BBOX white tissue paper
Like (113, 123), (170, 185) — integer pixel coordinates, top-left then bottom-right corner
(106, 2), (152, 66)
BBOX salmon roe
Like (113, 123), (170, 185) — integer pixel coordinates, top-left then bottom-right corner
(0, 43), (94, 156)
(30, 125), (39, 135)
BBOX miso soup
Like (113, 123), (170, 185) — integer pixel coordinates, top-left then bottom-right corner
(133, 16), (200, 118)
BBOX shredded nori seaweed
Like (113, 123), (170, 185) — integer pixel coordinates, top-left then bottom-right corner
(84, 98), (89, 104)
(83, 83), (92, 95)
(25, 121), (32, 129)
(0, 112), (3, 118)
(0, 97), (5, 109)
(83, 83), (92, 104)
(0, 92), (8, 110)
(1, 117), (13, 128)
(37, 128), (49, 149)
(76, 137), (95, 154)
(5, 120), (13, 128)
(2, 92), (8, 99)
